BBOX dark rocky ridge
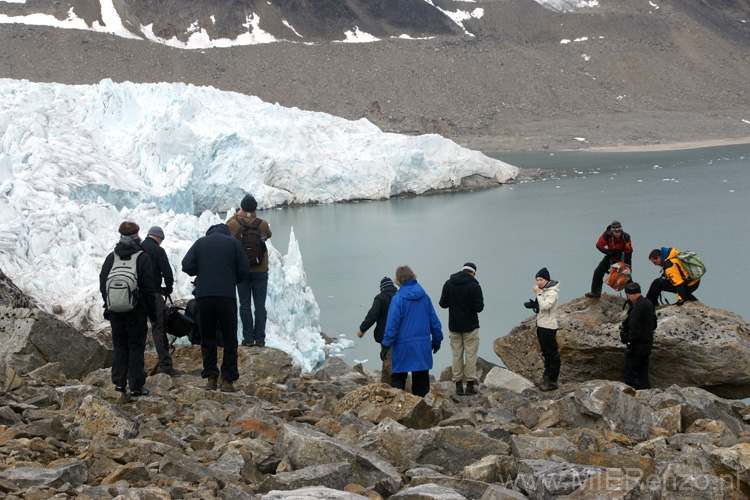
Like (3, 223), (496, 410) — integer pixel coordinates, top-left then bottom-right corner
(1, 0), (749, 152)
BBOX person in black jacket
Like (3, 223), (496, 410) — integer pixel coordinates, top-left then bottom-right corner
(182, 224), (249, 392)
(439, 262), (485, 396)
(140, 226), (180, 377)
(99, 221), (158, 398)
(357, 276), (398, 383)
(620, 282), (657, 390)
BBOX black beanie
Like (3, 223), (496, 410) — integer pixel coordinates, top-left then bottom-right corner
(624, 282), (641, 295)
(535, 267), (551, 281)
(241, 195), (258, 212)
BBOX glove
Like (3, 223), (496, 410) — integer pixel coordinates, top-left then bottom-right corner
(103, 308), (110, 320)
(432, 344), (441, 354)
(619, 324), (628, 344)
(675, 300), (685, 306)
(380, 345), (390, 361)
(162, 287), (173, 296)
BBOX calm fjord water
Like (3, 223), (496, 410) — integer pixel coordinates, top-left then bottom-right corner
(266, 144), (750, 373)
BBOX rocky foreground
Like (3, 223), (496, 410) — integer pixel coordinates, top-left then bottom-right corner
(3, 270), (750, 499)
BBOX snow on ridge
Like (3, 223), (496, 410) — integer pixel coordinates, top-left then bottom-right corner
(534, 0), (599, 12)
(0, 0), (484, 47)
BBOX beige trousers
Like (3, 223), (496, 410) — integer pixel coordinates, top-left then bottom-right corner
(450, 328), (479, 383)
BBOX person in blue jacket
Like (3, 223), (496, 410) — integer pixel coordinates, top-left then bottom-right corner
(381, 265), (443, 397)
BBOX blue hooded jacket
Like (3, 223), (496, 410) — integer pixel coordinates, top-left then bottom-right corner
(181, 224), (249, 299)
(382, 279), (443, 373)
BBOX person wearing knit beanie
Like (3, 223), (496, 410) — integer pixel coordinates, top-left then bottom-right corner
(532, 267), (561, 392)
(439, 262), (484, 396)
(357, 276), (399, 383)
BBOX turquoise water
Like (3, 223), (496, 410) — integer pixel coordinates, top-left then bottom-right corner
(266, 144), (750, 373)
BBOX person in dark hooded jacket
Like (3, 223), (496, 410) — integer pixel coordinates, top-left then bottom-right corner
(439, 262), (484, 396)
(357, 276), (398, 384)
(99, 221), (158, 398)
(182, 224), (249, 393)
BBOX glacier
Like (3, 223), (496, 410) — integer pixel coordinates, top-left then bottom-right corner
(0, 78), (518, 372)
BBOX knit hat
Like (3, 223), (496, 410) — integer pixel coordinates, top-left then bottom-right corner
(241, 195), (258, 212)
(463, 262), (477, 273)
(535, 267), (551, 281)
(380, 276), (395, 289)
(624, 282), (641, 295)
(610, 220), (623, 232)
(118, 221), (140, 238)
(147, 226), (165, 239)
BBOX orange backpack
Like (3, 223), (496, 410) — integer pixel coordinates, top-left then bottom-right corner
(605, 261), (631, 291)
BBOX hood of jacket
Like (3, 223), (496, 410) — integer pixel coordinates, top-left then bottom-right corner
(449, 270), (477, 287)
(397, 279), (426, 300)
(206, 223), (231, 237)
(114, 237), (142, 258)
(542, 280), (561, 293)
(661, 247), (676, 263)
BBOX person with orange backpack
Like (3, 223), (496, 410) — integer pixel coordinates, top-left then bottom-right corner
(585, 220), (633, 298)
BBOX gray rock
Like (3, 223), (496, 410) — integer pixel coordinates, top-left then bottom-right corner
(314, 356), (355, 381)
(407, 466), (491, 499)
(389, 483), (467, 499)
(0, 460), (88, 489)
(276, 423), (401, 496)
(516, 459), (611, 500)
(255, 462), (354, 494)
(0, 305), (112, 379)
(494, 296), (750, 399)
(71, 394), (139, 440)
(0, 405), (22, 425)
(259, 486), (370, 499)
(479, 485), (529, 500)
(416, 426), (510, 476)
(158, 448), (216, 483)
(511, 435), (577, 462)
(483, 367), (535, 394)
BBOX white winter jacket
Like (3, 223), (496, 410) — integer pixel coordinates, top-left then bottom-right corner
(536, 280), (560, 329)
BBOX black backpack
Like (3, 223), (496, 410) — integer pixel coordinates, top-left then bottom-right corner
(236, 217), (267, 266)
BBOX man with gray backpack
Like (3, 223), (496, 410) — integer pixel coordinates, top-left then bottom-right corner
(99, 221), (158, 398)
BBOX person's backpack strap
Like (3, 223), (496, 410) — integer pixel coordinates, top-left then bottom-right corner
(237, 217), (263, 229)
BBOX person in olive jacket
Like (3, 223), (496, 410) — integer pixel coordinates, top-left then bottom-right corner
(439, 262), (484, 396)
(357, 276), (398, 384)
(620, 282), (657, 390)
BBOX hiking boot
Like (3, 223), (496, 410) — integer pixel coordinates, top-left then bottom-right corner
(205, 375), (218, 391)
(114, 385), (126, 393)
(163, 368), (182, 377)
(584, 292), (601, 298)
(455, 382), (464, 396)
(220, 378), (238, 393)
(539, 380), (558, 392)
(255, 341), (265, 347)
(131, 388), (149, 397)
(241, 340), (254, 347)
(465, 381), (477, 395)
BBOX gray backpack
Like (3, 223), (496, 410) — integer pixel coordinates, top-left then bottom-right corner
(106, 251), (142, 312)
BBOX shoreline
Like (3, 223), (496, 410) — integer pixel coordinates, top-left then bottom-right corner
(577, 136), (750, 153)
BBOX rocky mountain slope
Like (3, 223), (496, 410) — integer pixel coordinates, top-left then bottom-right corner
(2, 0), (750, 151)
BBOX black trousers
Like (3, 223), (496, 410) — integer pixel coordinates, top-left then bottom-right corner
(623, 348), (651, 390)
(110, 309), (148, 392)
(590, 254), (614, 295)
(391, 370), (430, 397)
(198, 296), (239, 382)
(149, 293), (173, 371)
(536, 326), (561, 382)
(646, 277), (699, 306)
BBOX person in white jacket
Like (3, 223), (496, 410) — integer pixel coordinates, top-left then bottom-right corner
(533, 267), (561, 391)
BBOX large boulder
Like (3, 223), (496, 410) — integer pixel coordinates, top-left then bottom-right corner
(494, 294), (750, 399)
(0, 306), (112, 381)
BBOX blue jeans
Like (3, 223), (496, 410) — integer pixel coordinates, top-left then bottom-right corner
(237, 272), (268, 343)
